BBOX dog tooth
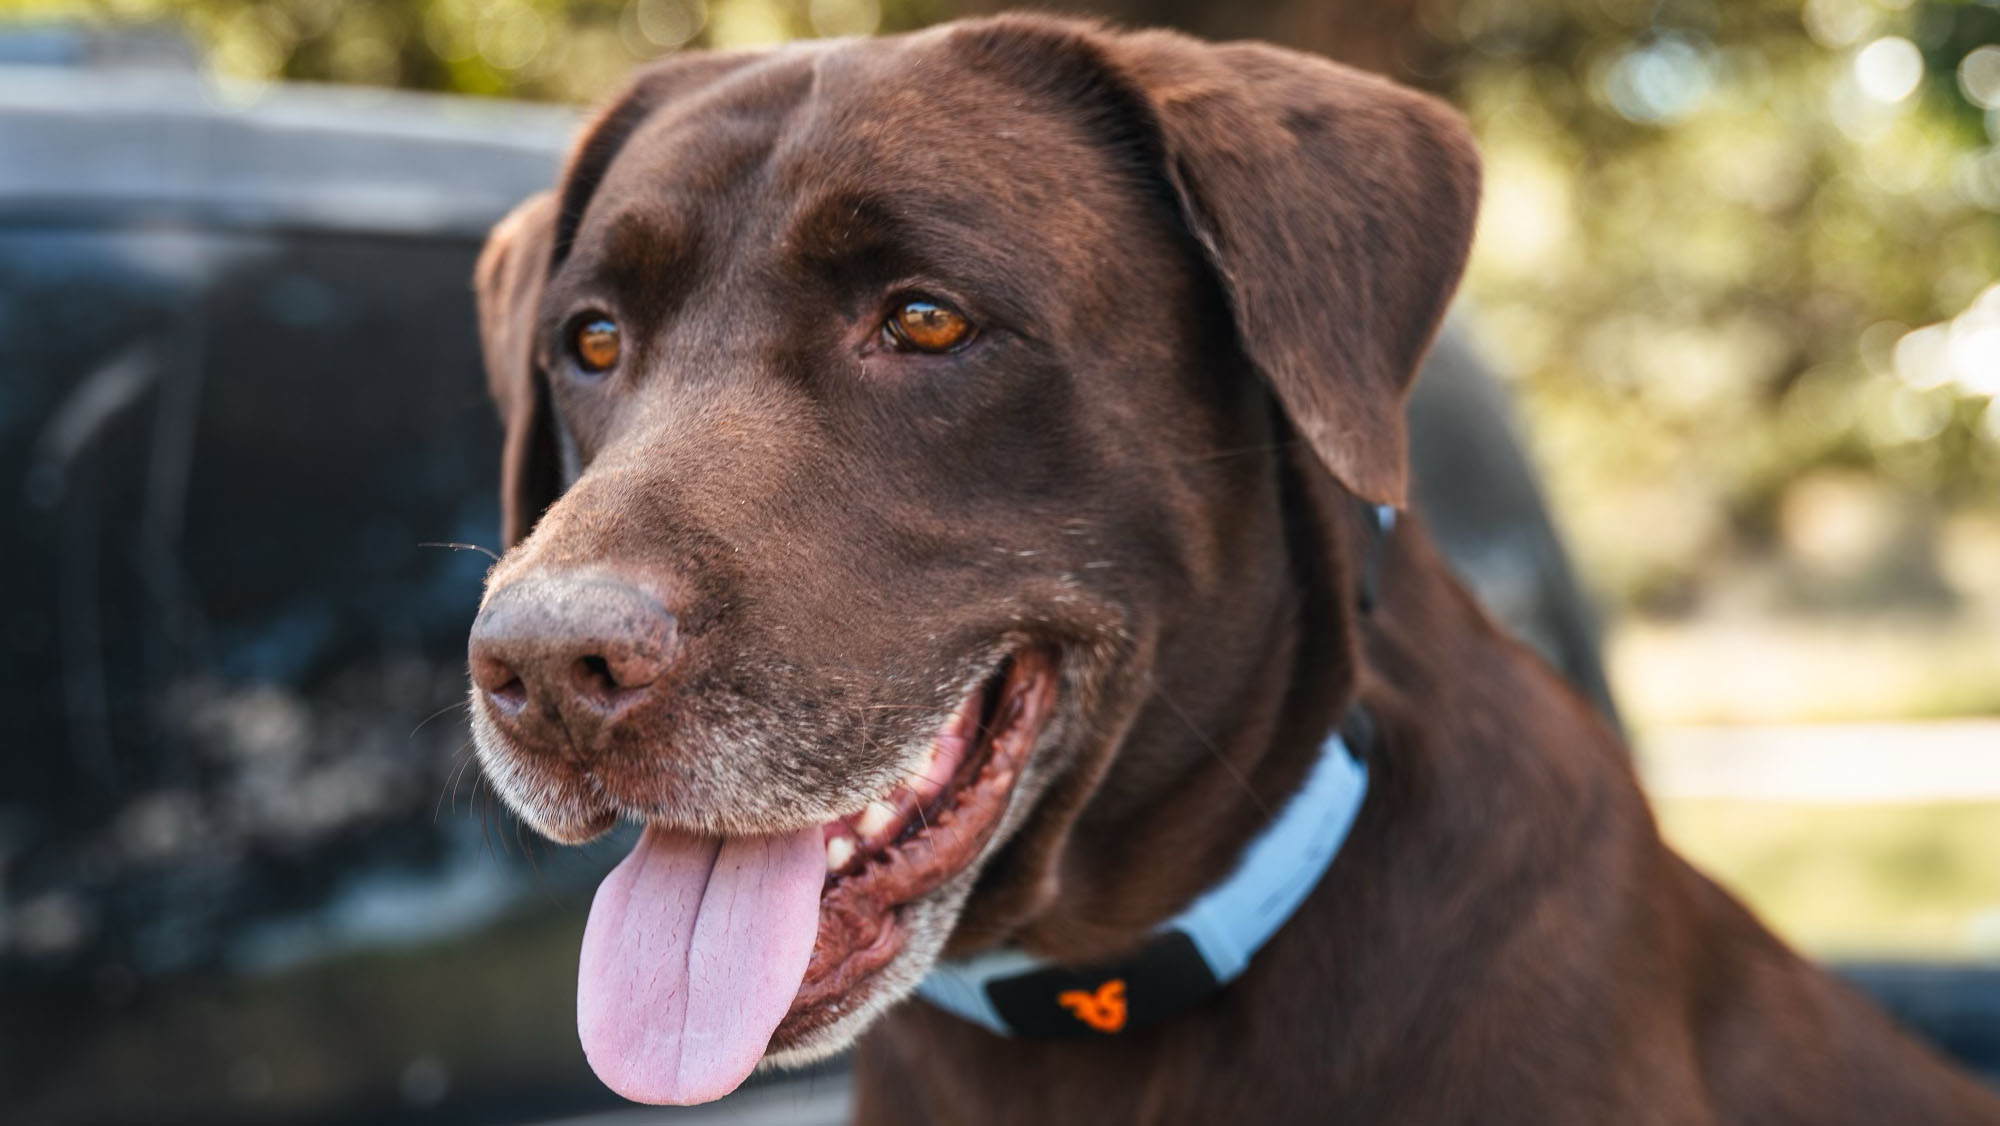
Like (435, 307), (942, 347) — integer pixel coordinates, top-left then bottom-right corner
(825, 834), (855, 872)
(855, 800), (899, 840)
(913, 744), (958, 795)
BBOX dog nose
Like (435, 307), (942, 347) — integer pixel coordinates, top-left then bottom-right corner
(468, 573), (677, 744)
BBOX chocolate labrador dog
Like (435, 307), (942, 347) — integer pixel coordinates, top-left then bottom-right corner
(464, 14), (2000, 1123)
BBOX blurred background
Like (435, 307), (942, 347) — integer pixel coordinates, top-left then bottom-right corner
(1, 0), (1994, 1122)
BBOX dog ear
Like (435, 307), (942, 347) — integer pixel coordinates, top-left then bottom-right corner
(474, 53), (767, 547)
(475, 189), (560, 549)
(1107, 29), (1482, 506)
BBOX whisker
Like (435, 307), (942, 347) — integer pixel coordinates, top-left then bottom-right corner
(902, 764), (957, 789)
(418, 540), (502, 562)
(454, 752), (484, 817)
(517, 816), (547, 887)
(1169, 439), (1303, 465)
(476, 779), (502, 864)
(435, 739), (477, 823)
(1149, 675), (1271, 818)
(411, 699), (469, 741)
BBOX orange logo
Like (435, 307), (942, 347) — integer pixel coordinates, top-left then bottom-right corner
(1056, 978), (1128, 1033)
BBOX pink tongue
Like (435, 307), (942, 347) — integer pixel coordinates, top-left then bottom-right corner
(577, 824), (824, 1105)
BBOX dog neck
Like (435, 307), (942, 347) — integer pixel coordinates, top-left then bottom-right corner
(913, 503), (1394, 1037)
(858, 479), (1660, 1120)
(915, 701), (1373, 1037)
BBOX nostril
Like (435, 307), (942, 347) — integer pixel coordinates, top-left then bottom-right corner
(577, 655), (615, 693)
(571, 647), (663, 710)
(469, 652), (511, 693)
(470, 652), (530, 716)
(488, 674), (528, 715)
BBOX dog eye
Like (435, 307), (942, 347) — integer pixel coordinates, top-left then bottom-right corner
(570, 317), (621, 374)
(885, 300), (974, 353)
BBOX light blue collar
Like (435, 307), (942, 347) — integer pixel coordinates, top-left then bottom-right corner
(915, 724), (1370, 1037)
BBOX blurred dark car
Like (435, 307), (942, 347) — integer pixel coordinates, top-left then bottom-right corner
(2, 26), (1990, 1126)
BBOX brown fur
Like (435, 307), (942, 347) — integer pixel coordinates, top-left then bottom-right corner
(468, 14), (2000, 1122)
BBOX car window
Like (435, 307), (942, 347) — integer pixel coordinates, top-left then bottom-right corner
(1, 221), (629, 1124)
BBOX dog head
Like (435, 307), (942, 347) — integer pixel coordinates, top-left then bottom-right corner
(467, 15), (1477, 1102)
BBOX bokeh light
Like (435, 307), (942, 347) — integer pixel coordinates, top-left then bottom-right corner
(1960, 44), (2000, 110)
(809, 0), (880, 38)
(1854, 36), (1922, 103)
(634, 0), (707, 49)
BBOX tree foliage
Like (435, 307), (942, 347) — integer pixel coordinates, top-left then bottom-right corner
(12, 0), (1997, 618)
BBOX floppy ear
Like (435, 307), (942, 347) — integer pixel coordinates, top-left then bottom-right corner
(475, 189), (560, 549)
(1107, 28), (1482, 506)
(473, 52), (768, 547)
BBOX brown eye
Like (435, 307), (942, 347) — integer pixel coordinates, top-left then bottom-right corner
(886, 300), (973, 353)
(572, 317), (621, 373)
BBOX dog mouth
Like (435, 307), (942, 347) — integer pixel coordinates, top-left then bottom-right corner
(782, 649), (1056, 1039)
(570, 648), (1056, 1106)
